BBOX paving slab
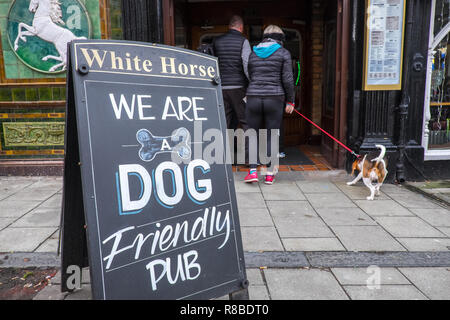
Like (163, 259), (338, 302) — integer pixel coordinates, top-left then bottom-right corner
(63, 285), (92, 300)
(330, 226), (406, 252)
(296, 181), (341, 193)
(282, 238), (345, 251)
(260, 183), (305, 201)
(33, 284), (67, 300)
(396, 238), (450, 251)
(305, 193), (356, 209)
(0, 252), (60, 268)
(266, 201), (334, 238)
(234, 180), (261, 193)
(334, 182), (390, 200)
(272, 171), (306, 182)
(6, 188), (59, 202)
(374, 217), (446, 238)
(39, 194), (63, 208)
(241, 226), (284, 252)
(0, 218), (14, 230)
(410, 208), (450, 227)
(354, 200), (414, 217)
(388, 192), (442, 209)
(306, 251), (450, 268)
(399, 267), (450, 300)
(238, 207), (274, 227)
(343, 285), (428, 300)
(0, 227), (56, 252)
(381, 184), (416, 194)
(0, 200), (42, 218)
(248, 285), (270, 300)
(246, 269), (264, 286)
(28, 178), (63, 191)
(35, 230), (60, 253)
(10, 207), (61, 228)
(236, 192), (266, 209)
(0, 180), (36, 201)
(315, 207), (376, 226)
(244, 252), (309, 268)
(438, 227), (450, 237)
(331, 267), (410, 285)
(264, 268), (348, 300)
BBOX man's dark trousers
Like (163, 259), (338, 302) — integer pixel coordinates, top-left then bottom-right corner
(223, 87), (249, 164)
(223, 87), (247, 130)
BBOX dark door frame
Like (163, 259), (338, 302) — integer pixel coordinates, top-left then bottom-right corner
(337, 0), (350, 168)
(161, 0), (351, 168)
(321, 0), (350, 168)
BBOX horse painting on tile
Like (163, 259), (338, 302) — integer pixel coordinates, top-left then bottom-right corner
(7, 0), (91, 73)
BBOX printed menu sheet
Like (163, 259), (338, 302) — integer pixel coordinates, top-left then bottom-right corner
(365, 0), (405, 89)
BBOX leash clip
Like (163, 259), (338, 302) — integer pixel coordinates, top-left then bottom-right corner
(352, 151), (361, 158)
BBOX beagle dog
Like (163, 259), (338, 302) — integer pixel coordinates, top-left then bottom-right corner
(347, 144), (388, 201)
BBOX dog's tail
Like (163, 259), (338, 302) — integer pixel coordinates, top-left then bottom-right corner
(372, 144), (386, 165)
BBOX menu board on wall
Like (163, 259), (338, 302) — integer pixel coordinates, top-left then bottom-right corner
(363, 0), (406, 91)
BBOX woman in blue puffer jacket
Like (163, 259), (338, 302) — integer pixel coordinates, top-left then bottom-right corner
(244, 25), (295, 185)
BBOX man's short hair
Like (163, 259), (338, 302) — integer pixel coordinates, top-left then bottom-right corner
(229, 15), (244, 29)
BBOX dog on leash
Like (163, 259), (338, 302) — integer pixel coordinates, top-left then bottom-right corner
(347, 145), (388, 201)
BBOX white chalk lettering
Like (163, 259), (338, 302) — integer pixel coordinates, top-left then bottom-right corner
(145, 250), (200, 291)
(102, 206), (231, 270)
(117, 161), (212, 209)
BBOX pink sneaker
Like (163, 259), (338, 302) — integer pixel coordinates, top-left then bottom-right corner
(244, 170), (258, 183)
(264, 175), (275, 185)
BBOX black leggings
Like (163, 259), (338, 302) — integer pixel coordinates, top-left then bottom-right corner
(246, 96), (284, 170)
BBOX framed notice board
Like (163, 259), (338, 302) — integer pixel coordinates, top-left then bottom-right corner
(363, 0), (406, 91)
(60, 40), (247, 300)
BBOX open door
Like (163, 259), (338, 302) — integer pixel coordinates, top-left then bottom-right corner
(262, 19), (308, 146)
(191, 19), (308, 147)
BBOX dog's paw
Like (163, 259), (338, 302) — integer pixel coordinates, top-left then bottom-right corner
(366, 196), (374, 201)
(347, 182), (354, 186)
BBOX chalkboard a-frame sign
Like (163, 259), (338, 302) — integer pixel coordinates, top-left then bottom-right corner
(61, 40), (248, 300)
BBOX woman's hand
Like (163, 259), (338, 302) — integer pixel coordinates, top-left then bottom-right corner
(285, 103), (294, 114)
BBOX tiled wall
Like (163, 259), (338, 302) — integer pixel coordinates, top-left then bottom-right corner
(0, 0), (123, 161)
(0, 86), (66, 102)
(0, 0), (103, 80)
(0, 107), (66, 159)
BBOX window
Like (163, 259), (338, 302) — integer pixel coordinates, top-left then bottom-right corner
(423, 0), (450, 159)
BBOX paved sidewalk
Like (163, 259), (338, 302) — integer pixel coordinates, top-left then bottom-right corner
(1, 171), (450, 299)
(407, 180), (450, 207)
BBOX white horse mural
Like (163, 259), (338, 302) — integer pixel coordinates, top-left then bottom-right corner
(13, 0), (86, 72)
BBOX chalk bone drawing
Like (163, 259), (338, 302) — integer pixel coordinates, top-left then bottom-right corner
(137, 128), (192, 162)
(14, 0), (86, 72)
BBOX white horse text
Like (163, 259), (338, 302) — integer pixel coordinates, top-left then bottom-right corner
(79, 48), (217, 79)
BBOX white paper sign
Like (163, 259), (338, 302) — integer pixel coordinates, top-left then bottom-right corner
(364, 0), (405, 90)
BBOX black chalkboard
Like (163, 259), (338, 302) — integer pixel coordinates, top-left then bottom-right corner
(61, 40), (247, 300)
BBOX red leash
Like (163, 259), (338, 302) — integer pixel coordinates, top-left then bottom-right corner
(291, 108), (360, 158)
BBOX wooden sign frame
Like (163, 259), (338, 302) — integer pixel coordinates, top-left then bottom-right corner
(60, 39), (248, 300)
(363, 0), (407, 91)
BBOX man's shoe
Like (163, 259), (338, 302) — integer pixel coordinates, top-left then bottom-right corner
(244, 170), (258, 183)
(264, 175), (275, 185)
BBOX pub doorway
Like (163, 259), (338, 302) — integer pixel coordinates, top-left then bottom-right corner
(167, 0), (347, 168)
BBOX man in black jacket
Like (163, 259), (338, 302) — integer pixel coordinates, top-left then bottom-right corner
(213, 15), (251, 131)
